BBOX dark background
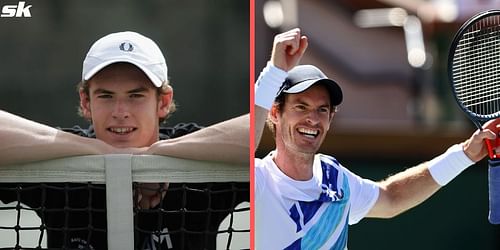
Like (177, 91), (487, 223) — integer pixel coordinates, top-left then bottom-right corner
(0, 0), (249, 129)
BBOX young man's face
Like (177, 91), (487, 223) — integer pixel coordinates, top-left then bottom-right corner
(79, 63), (172, 148)
(271, 84), (334, 155)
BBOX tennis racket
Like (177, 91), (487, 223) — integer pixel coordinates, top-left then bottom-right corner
(448, 9), (500, 224)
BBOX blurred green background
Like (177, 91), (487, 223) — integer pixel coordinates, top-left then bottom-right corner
(0, 0), (249, 128)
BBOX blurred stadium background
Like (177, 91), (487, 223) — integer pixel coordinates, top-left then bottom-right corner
(255, 0), (500, 249)
(0, 0), (249, 248)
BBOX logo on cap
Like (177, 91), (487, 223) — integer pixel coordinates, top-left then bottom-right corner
(119, 42), (134, 52)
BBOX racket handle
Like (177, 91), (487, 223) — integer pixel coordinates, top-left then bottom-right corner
(488, 159), (500, 224)
(486, 137), (500, 159)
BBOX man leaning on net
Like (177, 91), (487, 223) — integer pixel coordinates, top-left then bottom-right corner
(0, 31), (249, 249)
(254, 28), (500, 249)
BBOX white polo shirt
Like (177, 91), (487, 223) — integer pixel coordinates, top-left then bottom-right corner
(255, 151), (379, 250)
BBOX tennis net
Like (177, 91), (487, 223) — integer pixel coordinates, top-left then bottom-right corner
(0, 155), (249, 250)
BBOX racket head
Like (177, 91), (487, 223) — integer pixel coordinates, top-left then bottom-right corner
(448, 9), (500, 124)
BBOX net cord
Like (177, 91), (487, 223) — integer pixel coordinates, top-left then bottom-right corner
(0, 155), (248, 183)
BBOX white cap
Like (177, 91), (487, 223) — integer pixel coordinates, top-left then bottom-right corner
(82, 31), (168, 87)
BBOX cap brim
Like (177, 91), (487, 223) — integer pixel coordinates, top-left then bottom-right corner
(83, 59), (163, 87)
(283, 79), (343, 106)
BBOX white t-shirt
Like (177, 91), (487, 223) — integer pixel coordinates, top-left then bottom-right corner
(255, 151), (379, 250)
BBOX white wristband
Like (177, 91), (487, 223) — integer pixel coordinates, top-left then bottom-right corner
(428, 144), (475, 186)
(254, 62), (288, 110)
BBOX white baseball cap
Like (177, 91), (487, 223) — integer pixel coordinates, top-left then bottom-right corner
(82, 31), (168, 87)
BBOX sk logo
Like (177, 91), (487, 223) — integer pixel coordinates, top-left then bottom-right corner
(1, 1), (32, 18)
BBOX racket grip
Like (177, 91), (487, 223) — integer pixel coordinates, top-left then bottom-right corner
(486, 137), (500, 159)
(488, 159), (500, 224)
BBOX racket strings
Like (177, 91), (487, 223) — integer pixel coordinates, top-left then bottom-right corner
(452, 15), (500, 117)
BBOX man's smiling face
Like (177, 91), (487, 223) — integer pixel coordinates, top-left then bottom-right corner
(79, 63), (171, 148)
(272, 84), (334, 155)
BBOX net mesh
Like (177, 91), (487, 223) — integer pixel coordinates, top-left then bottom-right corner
(451, 14), (500, 118)
(0, 155), (249, 250)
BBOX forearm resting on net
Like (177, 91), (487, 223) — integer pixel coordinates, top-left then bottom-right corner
(146, 114), (249, 165)
(0, 110), (114, 166)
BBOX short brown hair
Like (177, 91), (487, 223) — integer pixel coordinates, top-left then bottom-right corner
(265, 93), (286, 135)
